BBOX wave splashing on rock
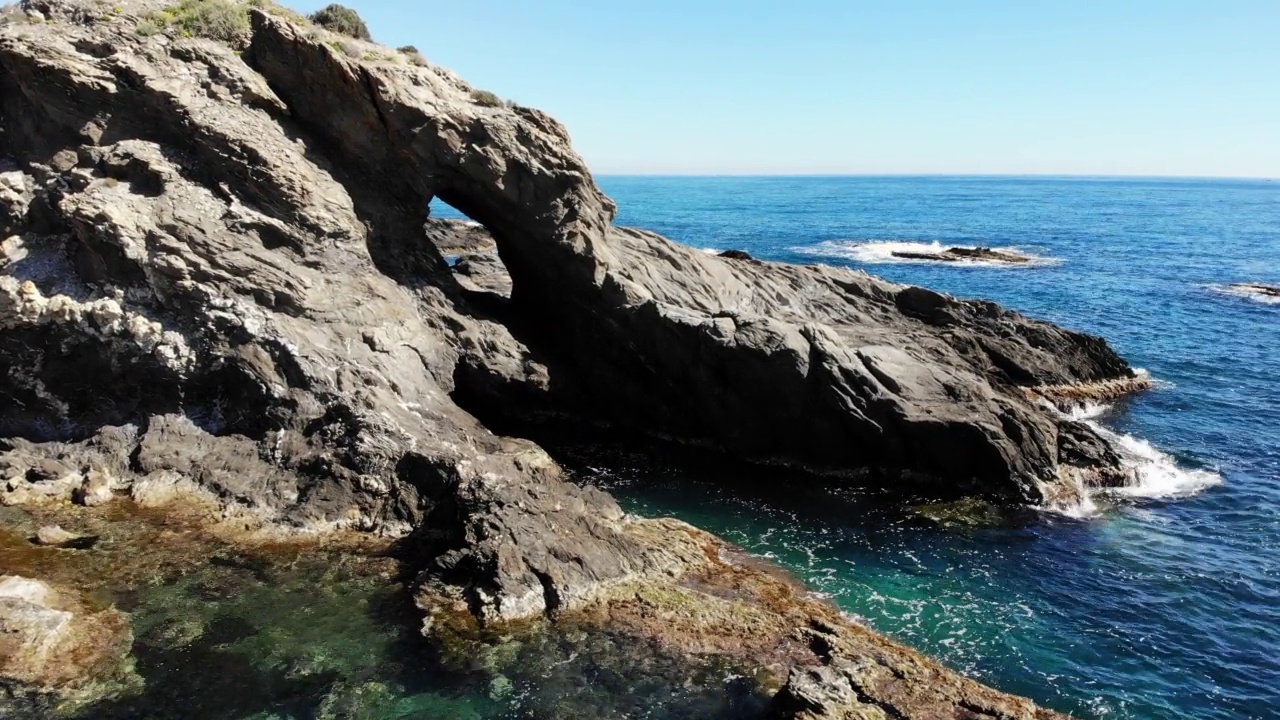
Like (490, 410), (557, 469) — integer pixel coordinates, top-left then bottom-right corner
(1205, 283), (1280, 305)
(1046, 402), (1223, 518)
(796, 239), (1058, 267)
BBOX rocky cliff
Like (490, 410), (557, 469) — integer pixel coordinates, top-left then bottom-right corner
(1, 0), (1148, 716)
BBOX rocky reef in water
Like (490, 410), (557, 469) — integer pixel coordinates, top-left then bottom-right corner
(1211, 282), (1280, 305)
(891, 246), (1033, 265)
(1238, 283), (1280, 298)
(1, 0), (1149, 716)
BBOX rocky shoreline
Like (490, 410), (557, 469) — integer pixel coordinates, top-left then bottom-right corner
(1, 0), (1155, 716)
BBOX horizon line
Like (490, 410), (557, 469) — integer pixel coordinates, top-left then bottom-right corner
(592, 172), (1278, 181)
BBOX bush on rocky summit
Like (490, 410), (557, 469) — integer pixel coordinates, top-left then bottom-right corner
(308, 3), (370, 40)
(154, 0), (250, 42)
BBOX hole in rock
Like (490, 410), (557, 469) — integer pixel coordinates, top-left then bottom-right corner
(424, 197), (510, 307)
(427, 197), (468, 222)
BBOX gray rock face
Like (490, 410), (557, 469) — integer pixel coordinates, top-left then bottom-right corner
(241, 11), (1144, 504)
(425, 218), (496, 256)
(0, 1), (666, 625)
(0, 5), (1141, 715)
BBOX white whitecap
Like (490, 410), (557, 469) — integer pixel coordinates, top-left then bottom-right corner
(1204, 283), (1280, 306)
(792, 240), (1057, 268)
(1062, 401), (1112, 422)
(1046, 401), (1222, 512)
(1047, 490), (1101, 519)
(1094, 425), (1223, 500)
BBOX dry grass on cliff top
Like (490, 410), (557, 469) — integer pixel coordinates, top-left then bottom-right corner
(133, 0), (512, 105)
(135, 0), (307, 43)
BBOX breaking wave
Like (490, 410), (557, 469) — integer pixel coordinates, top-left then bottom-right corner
(793, 240), (1057, 267)
(1093, 422), (1223, 500)
(1204, 283), (1280, 305)
(1051, 403), (1222, 515)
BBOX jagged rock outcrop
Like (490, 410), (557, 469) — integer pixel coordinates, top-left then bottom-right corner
(0, 1), (1150, 715)
(0, 0), (684, 627)
(448, 221), (1146, 503)
(242, 8), (1144, 504)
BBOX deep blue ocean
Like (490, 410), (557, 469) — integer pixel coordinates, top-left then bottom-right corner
(579, 176), (1279, 720)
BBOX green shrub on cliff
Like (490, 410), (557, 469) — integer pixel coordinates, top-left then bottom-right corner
(471, 89), (504, 107)
(309, 3), (369, 40)
(151, 0), (250, 42)
(397, 45), (429, 67)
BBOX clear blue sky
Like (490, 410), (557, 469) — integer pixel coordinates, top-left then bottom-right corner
(299, 1), (1279, 177)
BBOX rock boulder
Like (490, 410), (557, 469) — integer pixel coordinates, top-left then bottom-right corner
(0, 575), (135, 711)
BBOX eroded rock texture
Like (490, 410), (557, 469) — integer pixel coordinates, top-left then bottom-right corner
(0, 0), (678, 626)
(246, 11), (1146, 505)
(0, 2), (1144, 716)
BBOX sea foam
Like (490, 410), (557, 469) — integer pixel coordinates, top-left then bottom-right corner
(1204, 283), (1280, 306)
(1092, 421), (1223, 500)
(1051, 402), (1222, 514)
(793, 240), (1057, 267)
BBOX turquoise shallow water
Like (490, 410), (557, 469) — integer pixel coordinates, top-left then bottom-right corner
(571, 176), (1279, 719)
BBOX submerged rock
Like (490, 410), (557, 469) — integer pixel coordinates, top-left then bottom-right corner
(892, 245), (1034, 264)
(910, 496), (1010, 528)
(33, 523), (95, 548)
(0, 575), (136, 712)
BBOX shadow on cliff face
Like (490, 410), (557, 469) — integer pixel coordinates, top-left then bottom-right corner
(557, 443), (1046, 534)
(0, 327), (284, 443)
